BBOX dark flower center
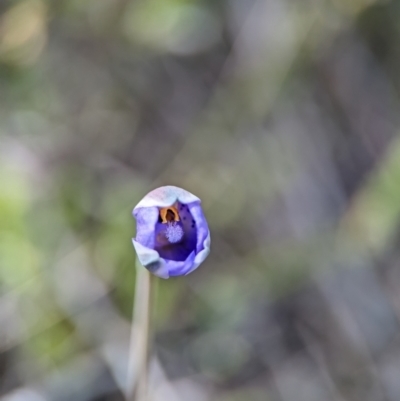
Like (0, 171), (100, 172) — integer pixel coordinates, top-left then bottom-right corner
(155, 203), (197, 261)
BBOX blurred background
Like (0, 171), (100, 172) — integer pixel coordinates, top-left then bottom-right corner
(1, 0), (400, 400)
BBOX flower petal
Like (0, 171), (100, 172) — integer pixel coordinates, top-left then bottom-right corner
(189, 231), (211, 274)
(187, 202), (209, 253)
(166, 251), (197, 277)
(134, 186), (200, 210)
(131, 239), (169, 278)
(133, 207), (159, 248)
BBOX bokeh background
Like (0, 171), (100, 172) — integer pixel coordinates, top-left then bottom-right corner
(2, 0), (400, 400)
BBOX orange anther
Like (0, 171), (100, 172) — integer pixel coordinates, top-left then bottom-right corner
(160, 206), (180, 223)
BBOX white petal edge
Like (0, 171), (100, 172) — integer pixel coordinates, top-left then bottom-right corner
(132, 239), (169, 279)
(134, 186), (200, 210)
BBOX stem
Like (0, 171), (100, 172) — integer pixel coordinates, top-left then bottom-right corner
(126, 260), (155, 401)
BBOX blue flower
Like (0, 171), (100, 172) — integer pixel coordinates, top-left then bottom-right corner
(132, 186), (210, 278)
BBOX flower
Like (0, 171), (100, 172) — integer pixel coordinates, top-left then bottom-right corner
(132, 186), (210, 278)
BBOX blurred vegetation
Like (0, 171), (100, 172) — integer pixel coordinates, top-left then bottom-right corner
(1, 0), (400, 400)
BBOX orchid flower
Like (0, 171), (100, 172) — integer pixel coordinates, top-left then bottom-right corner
(132, 186), (210, 278)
